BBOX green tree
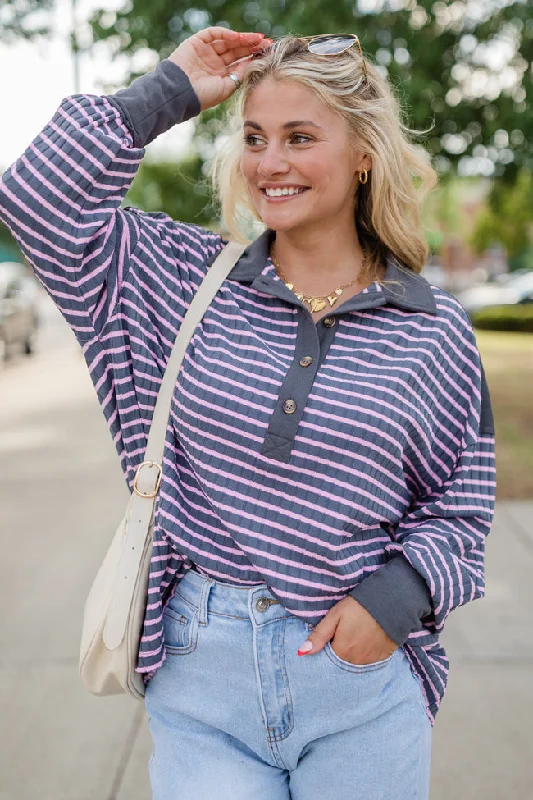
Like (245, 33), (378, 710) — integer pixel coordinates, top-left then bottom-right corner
(471, 169), (533, 261)
(0, 222), (21, 260)
(125, 155), (215, 228)
(90, 0), (533, 177)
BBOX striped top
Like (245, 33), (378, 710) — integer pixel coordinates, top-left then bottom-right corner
(0, 61), (496, 723)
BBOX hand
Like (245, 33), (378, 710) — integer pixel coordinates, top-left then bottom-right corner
(298, 596), (398, 665)
(168, 27), (270, 111)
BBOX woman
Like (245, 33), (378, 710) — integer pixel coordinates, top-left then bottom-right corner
(0, 27), (495, 799)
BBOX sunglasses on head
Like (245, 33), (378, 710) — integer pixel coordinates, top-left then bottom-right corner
(255, 34), (368, 81)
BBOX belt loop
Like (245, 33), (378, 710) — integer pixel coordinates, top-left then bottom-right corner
(198, 575), (215, 626)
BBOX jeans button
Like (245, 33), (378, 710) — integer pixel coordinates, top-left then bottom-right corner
(256, 597), (270, 612)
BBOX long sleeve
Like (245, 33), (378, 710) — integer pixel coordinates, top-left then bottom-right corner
(391, 407), (494, 633)
(351, 320), (496, 644)
(0, 61), (224, 490)
(0, 60), (202, 341)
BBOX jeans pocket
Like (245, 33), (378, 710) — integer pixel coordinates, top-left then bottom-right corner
(304, 621), (395, 673)
(324, 641), (396, 672)
(163, 591), (199, 655)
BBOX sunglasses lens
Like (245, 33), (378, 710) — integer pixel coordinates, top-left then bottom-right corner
(308, 35), (355, 55)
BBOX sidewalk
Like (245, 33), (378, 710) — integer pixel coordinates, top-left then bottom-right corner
(0, 300), (532, 799)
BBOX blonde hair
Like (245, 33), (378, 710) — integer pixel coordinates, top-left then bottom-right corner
(211, 35), (438, 278)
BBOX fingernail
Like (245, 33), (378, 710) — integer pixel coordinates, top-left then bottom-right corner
(297, 641), (313, 655)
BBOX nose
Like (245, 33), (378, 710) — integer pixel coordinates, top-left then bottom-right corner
(257, 143), (290, 176)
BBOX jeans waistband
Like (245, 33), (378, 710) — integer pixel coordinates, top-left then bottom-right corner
(175, 566), (290, 625)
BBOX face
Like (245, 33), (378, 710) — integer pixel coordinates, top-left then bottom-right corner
(240, 77), (371, 235)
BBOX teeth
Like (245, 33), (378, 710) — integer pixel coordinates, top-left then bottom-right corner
(264, 187), (305, 197)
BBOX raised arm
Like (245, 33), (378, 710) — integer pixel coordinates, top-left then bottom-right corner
(0, 28), (266, 340)
(0, 63), (202, 339)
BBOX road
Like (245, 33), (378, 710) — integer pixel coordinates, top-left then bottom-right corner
(0, 291), (532, 799)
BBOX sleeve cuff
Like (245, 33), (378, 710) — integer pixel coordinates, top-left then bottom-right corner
(349, 555), (432, 646)
(105, 60), (201, 148)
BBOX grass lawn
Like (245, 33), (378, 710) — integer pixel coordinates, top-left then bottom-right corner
(475, 330), (533, 500)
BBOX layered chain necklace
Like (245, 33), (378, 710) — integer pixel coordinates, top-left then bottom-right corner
(270, 245), (367, 313)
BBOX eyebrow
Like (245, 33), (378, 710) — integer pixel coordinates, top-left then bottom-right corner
(243, 120), (322, 131)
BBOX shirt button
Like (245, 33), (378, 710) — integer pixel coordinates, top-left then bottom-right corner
(299, 356), (313, 367)
(256, 598), (270, 612)
(283, 399), (297, 414)
(323, 316), (336, 327)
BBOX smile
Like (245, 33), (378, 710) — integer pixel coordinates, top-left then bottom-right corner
(261, 187), (309, 199)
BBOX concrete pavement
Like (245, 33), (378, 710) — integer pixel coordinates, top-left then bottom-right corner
(1, 293), (532, 799)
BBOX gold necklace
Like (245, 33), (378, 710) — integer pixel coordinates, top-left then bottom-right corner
(270, 246), (367, 313)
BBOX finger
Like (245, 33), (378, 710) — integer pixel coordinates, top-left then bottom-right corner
(223, 56), (259, 94)
(223, 56), (251, 90)
(297, 614), (339, 656)
(215, 43), (266, 65)
(223, 41), (272, 96)
(225, 41), (271, 76)
(197, 27), (264, 46)
(210, 37), (265, 54)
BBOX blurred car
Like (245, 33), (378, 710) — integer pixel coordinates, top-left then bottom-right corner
(0, 262), (39, 361)
(456, 271), (533, 315)
(492, 268), (532, 285)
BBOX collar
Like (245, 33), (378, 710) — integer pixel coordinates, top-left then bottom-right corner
(227, 229), (437, 316)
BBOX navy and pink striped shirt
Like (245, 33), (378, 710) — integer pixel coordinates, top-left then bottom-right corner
(0, 61), (496, 723)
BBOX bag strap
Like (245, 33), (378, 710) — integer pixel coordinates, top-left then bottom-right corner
(131, 240), (247, 499)
(103, 240), (247, 651)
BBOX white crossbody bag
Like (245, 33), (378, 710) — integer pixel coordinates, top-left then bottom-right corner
(79, 241), (247, 699)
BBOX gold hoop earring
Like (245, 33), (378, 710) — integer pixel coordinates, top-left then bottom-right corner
(359, 169), (368, 185)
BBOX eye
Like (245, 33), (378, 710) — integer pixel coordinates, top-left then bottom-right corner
(290, 133), (312, 144)
(243, 134), (265, 147)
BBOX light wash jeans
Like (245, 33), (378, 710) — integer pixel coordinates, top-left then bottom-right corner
(144, 567), (432, 799)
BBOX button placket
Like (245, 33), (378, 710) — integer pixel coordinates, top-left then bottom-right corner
(260, 311), (322, 462)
